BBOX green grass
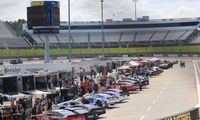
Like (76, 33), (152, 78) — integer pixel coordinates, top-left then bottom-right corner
(1, 45), (200, 57)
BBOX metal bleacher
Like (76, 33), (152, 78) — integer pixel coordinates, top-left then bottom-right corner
(71, 33), (88, 43)
(135, 31), (154, 42)
(104, 32), (120, 43)
(164, 30), (186, 41)
(0, 21), (31, 48)
(90, 33), (102, 43)
(151, 31), (168, 41)
(191, 35), (200, 44)
(0, 22), (14, 38)
(24, 18), (200, 48)
(121, 32), (135, 42)
(179, 30), (193, 40)
(0, 37), (30, 48)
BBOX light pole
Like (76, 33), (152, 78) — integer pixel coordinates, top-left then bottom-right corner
(101, 0), (105, 58)
(133, 0), (138, 21)
(68, 0), (72, 62)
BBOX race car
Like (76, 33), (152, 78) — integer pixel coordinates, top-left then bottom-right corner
(118, 80), (140, 90)
(112, 80), (140, 91)
(106, 89), (129, 98)
(62, 107), (95, 120)
(103, 91), (125, 103)
(159, 63), (170, 69)
(52, 101), (106, 118)
(124, 76), (149, 86)
(77, 93), (116, 108)
(31, 109), (86, 120)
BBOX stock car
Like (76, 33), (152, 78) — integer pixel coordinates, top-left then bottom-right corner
(76, 93), (116, 108)
(124, 76), (149, 86)
(107, 89), (129, 98)
(31, 109), (86, 120)
(103, 91), (127, 103)
(159, 63), (170, 69)
(52, 101), (106, 118)
(62, 108), (95, 120)
(114, 80), (140, 91)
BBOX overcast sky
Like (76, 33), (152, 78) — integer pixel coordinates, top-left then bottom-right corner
(0, 0), (200, 21)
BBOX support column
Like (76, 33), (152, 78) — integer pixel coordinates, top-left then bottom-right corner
(44, 34), (50, 63)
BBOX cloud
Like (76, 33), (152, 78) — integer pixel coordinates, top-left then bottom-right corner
(0, 0), (200, 21)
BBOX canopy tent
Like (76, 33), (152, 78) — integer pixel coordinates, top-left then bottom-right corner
(116, 65), (132, 70)
(129, 61), (143, 67)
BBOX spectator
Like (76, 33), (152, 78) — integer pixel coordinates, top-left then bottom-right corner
(94, 71), (97, 78)
(36, 104), (42, 115)
(80, 73), (83, 83)
(90, 71), (93, 78)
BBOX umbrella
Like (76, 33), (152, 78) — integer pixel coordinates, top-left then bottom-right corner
(129, 61), (143, 67)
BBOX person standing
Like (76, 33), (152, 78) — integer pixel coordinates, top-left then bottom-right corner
(90, 71), (93, 79)
(94, 71), (97, 79)
(139, 80), (143, 91)
(80, 73), (83, 83)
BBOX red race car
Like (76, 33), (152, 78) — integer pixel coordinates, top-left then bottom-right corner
(32, 109), (86, 120)
(110, 81), (139, 91)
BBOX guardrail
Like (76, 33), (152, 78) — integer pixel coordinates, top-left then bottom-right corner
(160, 61), (200, 120)
(194, 62), (200, 105)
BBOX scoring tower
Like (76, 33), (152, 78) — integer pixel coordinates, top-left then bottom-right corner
(27, 1), (60, 63)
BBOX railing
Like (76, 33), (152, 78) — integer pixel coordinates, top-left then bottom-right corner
(194, 62), (200, 105)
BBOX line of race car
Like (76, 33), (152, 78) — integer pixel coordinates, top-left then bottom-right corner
(31, 59), (178, 120)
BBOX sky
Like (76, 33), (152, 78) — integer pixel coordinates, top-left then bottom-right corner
(0, 0), (200, 21)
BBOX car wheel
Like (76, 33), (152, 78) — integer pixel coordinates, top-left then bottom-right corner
(105, 104), (109, 108)
(96, 100), (103, 107)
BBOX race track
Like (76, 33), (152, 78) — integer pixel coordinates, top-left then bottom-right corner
(100, 60), (197, 120)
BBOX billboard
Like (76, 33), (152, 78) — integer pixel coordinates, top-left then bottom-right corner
(31, 1), (60, 7)
(27, 5), (60, 32)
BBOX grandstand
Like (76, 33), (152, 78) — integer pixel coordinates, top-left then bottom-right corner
(0, 21), (31, 49)
(25, 18), (200, 49)
(1, 18), (200, 57)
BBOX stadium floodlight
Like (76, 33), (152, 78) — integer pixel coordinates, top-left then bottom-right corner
(101, 0), (105, 59)
(132, 0), (139, 21)
(68, 0), (72, 62)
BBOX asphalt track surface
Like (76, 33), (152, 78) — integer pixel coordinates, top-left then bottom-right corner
(100, 61), (197, 120)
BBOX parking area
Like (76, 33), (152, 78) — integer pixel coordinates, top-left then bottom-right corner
(100, 61), (197, 120)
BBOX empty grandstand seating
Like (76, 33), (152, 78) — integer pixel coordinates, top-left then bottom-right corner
(121, 32), (135, 42)
(24, 19), (200, 48)
(179, 30), (193, 40)
(164, 30), (186, 41)
(191, 35), (200, 43)
(71, 33), (88, 43)
(151, 31), (168, 41)
(104, 32), (120, 43)
(0, 37), (30, 48)
(0, 22), (14, 38)
(0, 21), (30, 48)
(30, 34), (44, 44)
(57, 33), (68, 43)
(135, 32), (154, 42)
(90, 33), (103, 43)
